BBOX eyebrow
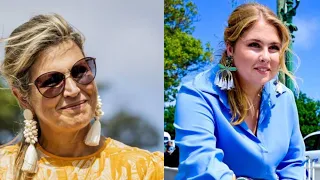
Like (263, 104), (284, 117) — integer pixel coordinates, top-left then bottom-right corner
(244, 38), (281, 46)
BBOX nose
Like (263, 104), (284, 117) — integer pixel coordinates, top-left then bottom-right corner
(63, 77), (81, 98)
(259, 48), (271, 63)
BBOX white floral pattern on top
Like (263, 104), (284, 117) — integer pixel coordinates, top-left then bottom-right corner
(0, 138), (164, 180)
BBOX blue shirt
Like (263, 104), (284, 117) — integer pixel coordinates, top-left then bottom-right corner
(174, 66), (306, 180)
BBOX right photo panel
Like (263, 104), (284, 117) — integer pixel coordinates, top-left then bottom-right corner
(164, 0), (320, 179)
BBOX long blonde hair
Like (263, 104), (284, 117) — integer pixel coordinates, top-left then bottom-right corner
(0, 14), (85, 179)
(221, 3), (296, 125)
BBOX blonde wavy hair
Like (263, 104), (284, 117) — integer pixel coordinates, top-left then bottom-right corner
(0, 14), (85, 179)
(221, 3), (297, 125)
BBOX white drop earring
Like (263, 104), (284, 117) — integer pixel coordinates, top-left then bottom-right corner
(214, 56), (237, 90)
(21, 109), (38, 173)
(84, 95), (104, 146)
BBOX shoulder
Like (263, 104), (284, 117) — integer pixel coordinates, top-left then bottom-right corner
(103, 138), (164, 178)
(178, 66), (221, 101)
(0, 144), (20, 179)
(179, 68), (217, 95)
(265, 80), (296, 104)
(0, 143), (20, 162)
(104, 138), (163, 162)
(177, 66), (229, 111)
(0, 143), (20, 156)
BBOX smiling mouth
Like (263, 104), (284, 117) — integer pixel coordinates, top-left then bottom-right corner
(61, 100), (87, 109)
(254, 67), (270, 72)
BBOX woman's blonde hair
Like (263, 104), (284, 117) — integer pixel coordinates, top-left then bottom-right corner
(221, 3), (296, 125)
(0, 14), (85, 179)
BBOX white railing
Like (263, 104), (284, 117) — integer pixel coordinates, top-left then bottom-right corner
(164, 166), (178, 180)
(305, 150), (320, 180)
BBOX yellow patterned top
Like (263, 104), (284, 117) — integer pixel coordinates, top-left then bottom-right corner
(0, 138), (164, 180)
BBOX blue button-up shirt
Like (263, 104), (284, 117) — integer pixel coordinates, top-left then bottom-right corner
(174, 66), (306, 180)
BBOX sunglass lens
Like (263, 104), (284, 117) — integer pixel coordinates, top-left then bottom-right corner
(35, 72), (65, 98)
(71, 58), (96, 85)
(41, 83), (65, 98)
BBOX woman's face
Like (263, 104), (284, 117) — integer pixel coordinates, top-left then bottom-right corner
(227, 19), (281, 89)
(28, 40), (97, 132)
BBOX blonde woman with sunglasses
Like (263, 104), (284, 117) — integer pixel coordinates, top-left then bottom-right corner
(0, 14), (163, 180)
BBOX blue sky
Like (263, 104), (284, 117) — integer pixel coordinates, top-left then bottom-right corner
(189, 0), (320, 100)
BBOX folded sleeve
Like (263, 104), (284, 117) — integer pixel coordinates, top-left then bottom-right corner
(174, 84), (234, 180)
(276, 92), (306, 180)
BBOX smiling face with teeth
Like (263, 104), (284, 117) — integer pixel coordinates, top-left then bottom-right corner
(227, 19), (281, 90)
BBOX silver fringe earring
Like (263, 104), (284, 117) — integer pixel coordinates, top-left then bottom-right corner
(21, 109), (38, 173)
(84, 95), (104, 146)
(214, 56), (237, 90)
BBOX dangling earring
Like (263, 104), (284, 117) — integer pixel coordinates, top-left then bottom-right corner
(21, 109), (38, 173)
(214, 56), (237, 90)
(84, 95), (104, 146)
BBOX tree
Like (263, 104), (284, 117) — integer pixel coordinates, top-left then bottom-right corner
(164, 0), (213, 138)
(0, 79), (22, 145)
(102, 110), (160, 149)
(164, 105), (176, 139)
(295, 92), (320, 138)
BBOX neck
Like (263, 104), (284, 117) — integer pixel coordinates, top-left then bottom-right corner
(238, 80), (263, 103)
(38, 123), (104, 157)
(243, 86), (262, 103)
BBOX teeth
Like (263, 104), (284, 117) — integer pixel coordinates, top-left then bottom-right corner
(257, 68), (267, 72)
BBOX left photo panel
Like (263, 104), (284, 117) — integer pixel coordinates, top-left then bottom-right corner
(0, 1), (164, 179)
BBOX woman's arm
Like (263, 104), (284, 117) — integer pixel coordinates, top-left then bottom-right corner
(276, 92), (306, 180)
(174, 83), (234, 180)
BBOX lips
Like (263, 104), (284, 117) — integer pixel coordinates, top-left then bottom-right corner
(60, 100), (87, 109)
(254, 66), (271, 72)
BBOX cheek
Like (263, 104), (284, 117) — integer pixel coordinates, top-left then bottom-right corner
(85, 83), (96, 94)
(234, 50), (257, 68)
(30, 91), (60, 119)
(271, 54), (280, 68)
(82, 83), (98, 109)
(82, 83), (97, 99)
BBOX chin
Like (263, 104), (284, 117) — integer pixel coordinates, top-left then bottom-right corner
(62, 113), (92, 125)
(63, 119), (91, 131)
(259, 80), (272, 87)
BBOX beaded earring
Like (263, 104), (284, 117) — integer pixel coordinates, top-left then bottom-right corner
(84, 95), (104, 146)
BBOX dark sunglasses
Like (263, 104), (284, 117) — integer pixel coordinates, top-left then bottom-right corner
(29, 57), (96, 98)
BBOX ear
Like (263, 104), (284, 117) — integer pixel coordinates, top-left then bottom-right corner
(12, 87), (33, 110)
(226, 43), (234, 56)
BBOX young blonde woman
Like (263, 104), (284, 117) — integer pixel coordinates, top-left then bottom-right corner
(0, 14), (163, 180)
(174, 3), (305, 180)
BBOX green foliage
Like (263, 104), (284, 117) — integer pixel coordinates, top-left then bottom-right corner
(164, 105), (176, 139)
(164, 0), (213, 138)
(164, 0), (197, 34)
(296, 92), (320, 138)
(102, 110), (159, 148)
(0, 80), (22, 144)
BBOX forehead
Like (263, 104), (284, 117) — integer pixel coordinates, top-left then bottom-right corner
(30, 41), (84, 80)
(240, 20), (281, 44)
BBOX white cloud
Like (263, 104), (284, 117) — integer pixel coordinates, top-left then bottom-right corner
(293, 17), (320, 50)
